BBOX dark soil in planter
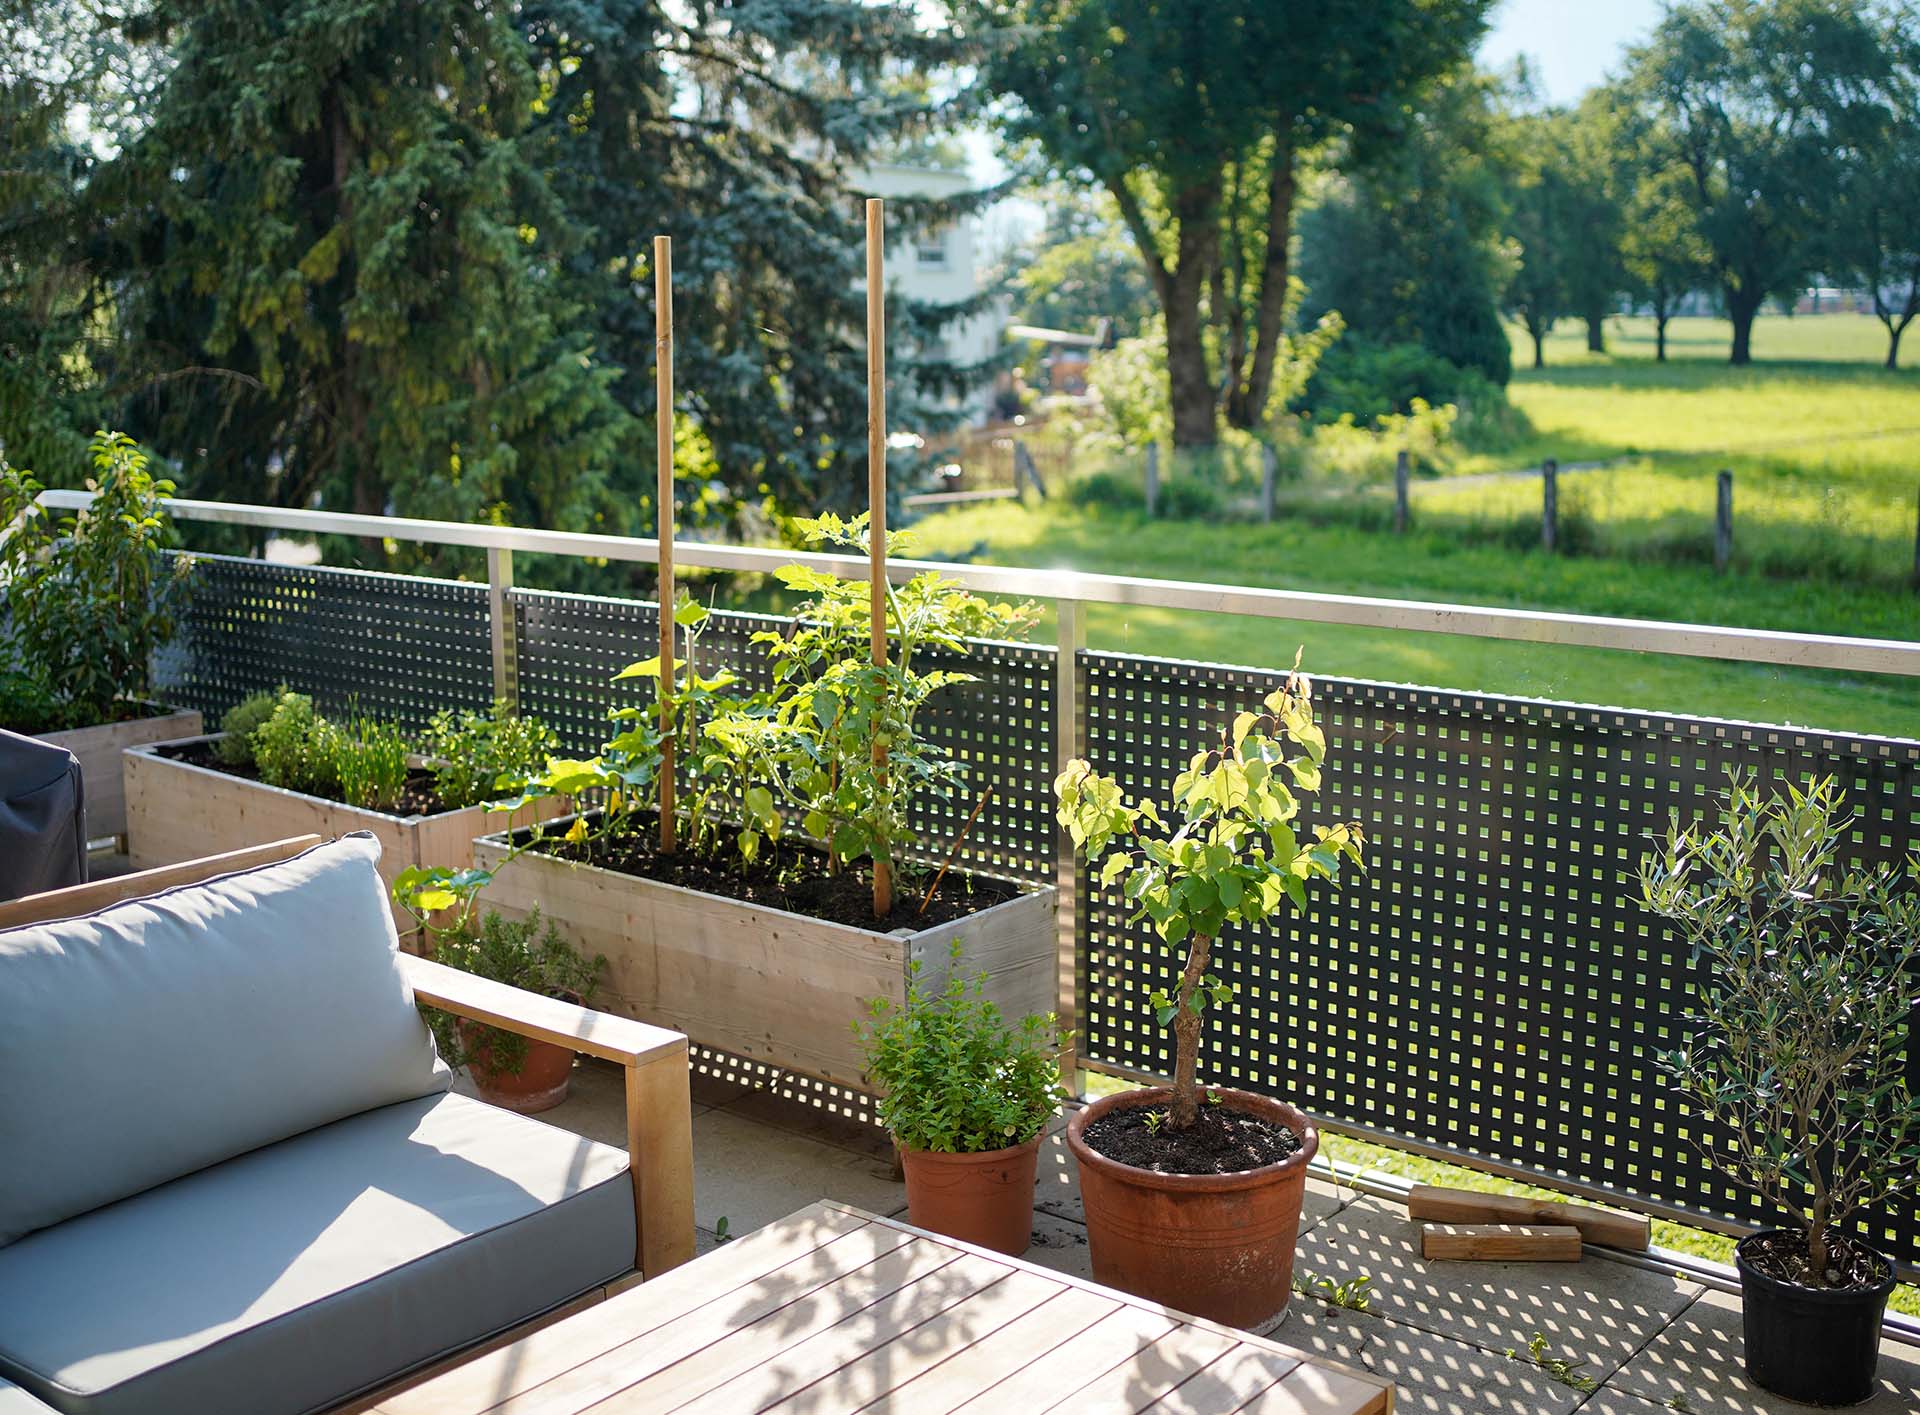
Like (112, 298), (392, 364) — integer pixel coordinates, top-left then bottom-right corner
(525, 812), (1021, 933)
(1082, 1099), (1303, 1176)
(162, 739), (450, 817)
(1740, 1227), (1891, 1290)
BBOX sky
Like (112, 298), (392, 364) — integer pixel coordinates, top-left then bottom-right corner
(1480, 0), (1668, 104)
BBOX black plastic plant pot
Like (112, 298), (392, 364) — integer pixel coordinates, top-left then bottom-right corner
(1736, 1229), (1897, 1406)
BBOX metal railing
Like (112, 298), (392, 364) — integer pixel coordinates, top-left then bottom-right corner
(37, 487), (1920, 1269)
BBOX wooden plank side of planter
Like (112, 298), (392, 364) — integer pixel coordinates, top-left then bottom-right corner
(910, 890), (1060, 1030)
(42, 708), (203, 843)
(123, 736), (559, 944)
(473, 834), (1059, 1089)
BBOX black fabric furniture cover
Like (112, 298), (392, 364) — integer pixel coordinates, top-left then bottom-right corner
(0, 730), (84, 902)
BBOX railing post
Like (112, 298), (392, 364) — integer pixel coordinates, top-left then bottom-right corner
(487, 546), (518, 713)
(1394, 450), (1410, 535)
(1054, 598), (1087, 1092)
(1541, 458), (1558, 553)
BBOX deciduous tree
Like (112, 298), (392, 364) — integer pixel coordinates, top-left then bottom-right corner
(980, 0), (1491, 447)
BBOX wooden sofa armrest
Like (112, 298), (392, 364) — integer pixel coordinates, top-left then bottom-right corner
(401, 954), (696, 1278)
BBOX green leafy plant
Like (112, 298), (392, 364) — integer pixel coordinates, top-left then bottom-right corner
(0, 430), (190, 732)
(1640, 772), (1920, 1287)
(415, 906), (604, 1076)
(481, 519), (1039, 923)
(215, 687), (287, 768)
(853, 941), (1067, 1154)
(253, 692), (341, 797)
(1506, 1333), (1596, 1393)
(1293, 1271), (1373, 1313)
(334, 716), (411, 812)
(422, 700), (559, 810)
(1056, 655), (1363, 1130)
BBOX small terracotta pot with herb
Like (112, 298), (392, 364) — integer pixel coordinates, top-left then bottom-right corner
(401, 902), (607, 1115)
(856, 942), (1069, 1256)
(1056, 655), (1364, 1327)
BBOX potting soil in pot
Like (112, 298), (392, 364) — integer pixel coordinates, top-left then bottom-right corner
(1082, 1102), (1303, 1175)
(1740, 1228), (1890, 1290)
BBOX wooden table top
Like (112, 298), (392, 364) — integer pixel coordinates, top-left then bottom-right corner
(375, 1200), (1395, 1414)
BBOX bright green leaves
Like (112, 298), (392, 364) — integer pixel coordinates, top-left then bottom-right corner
(1053, 659), (1364, 1057)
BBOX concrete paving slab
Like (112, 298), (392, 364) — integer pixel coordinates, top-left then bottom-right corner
(1019, 1209), (1095, 1282)
(1276, 1303), (1589, 1415)
(1294, 1195), (1700, 1378)
(721, 1085), (896, 1162)
(1608, 1286), (1920, 1414)
(689, 1107), (904, 1234)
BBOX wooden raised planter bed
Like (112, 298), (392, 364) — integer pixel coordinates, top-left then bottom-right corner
(474, 818), (1059, 1089)
(124, 734), (563, 939)
(39, 708), (203, 845)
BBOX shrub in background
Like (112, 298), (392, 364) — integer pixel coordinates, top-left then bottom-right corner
(215, 687), (286, 768)
(252, 692), (341, 798)
(0, 430), (190, 733)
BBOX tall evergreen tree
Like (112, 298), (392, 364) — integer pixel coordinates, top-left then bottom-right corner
(116, 0), (634, 547)
(517, 1), (995, 523)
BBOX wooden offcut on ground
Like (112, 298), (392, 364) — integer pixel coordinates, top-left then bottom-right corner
(371, 1200), (1394, 1414)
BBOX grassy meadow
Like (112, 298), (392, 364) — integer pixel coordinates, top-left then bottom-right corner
(905, 313), (1920, 738)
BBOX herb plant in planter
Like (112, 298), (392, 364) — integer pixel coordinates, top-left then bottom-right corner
(1640, 773), (1920, 1405)
(125, 692), (561, 935)
(461, 519), (1059, 1087)
(1055, 658), (1364, 1327)
(403, 900), (606, 1113)
(855, 943), (1069, 1255)
(0, 431), (201, 838)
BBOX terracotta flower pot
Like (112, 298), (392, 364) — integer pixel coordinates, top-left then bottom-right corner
(1066, 1086), (1317, 1328)
(899, 1134), (1043, 1256)
(459, 1022), (576, 1114)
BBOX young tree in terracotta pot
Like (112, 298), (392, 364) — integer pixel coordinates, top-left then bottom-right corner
(1055, 656), (1363, 1326)
(1640, 772), (1920, 1406)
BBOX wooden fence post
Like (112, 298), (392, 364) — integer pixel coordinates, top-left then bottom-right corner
(1144, 444), (1159, 518)
(1714, 469), (1733, 574)
(1541, 458), (1558, 553)
(1014, 440), (1047, 499)
(1261, 443), (1278, 523)
(1394, 450), (1410, 535)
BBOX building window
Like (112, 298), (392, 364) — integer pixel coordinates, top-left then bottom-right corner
(915, 223), (951, 268)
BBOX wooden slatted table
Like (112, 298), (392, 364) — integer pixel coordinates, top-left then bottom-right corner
(374, 1199), (1393, 1415)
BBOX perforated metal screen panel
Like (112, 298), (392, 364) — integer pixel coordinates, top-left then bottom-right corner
(154, 554), (493, 727)
(510, 588), (1056, 884)
(1077, 650), (1920, 1260)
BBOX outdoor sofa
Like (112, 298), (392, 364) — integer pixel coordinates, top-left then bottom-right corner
(0, 832), (694, 1415)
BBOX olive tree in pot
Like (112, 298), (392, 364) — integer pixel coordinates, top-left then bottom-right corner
(1055, 658), (1364, 1327)
(854, 943), (1069, 1256)
(1640, 773), (1920, 1406)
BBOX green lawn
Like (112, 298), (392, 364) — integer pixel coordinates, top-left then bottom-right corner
(1408, 314), (1920, 586)
(904, 500), (1920, 738)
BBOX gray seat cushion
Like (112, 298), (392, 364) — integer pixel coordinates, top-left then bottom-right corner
(0, 833), (449, 1245)
(0, 1091), (633, 1415)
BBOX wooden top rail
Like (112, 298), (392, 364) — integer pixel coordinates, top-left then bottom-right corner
(34, 488), (1920, 678)
(400, 954), (687, 1067)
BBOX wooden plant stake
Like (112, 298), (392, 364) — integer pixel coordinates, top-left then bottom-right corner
(655, 234), (676, 855)
(866, 198), (891, 919)
(918, 787), (995, 916)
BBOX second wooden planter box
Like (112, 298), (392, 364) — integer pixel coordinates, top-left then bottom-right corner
(473, 821), (1059, 1089)
(124, 734), (563, 939)
(39, 707), (204, 844)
